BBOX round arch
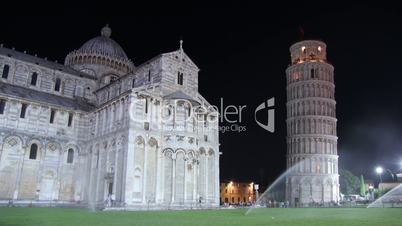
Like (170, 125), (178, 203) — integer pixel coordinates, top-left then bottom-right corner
(199, 147), (206, 155)
(148, 137), (158, 147)
(135, 136), (145, 146)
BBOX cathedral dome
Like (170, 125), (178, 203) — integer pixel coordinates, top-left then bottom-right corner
(78, 25), (128, 60)
(65, 25), (134, 75)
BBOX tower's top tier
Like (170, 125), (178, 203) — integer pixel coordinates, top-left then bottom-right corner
(289, 40), (327, 65)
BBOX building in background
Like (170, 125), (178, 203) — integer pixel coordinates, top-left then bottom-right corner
(379, 182), (402, 192)
(220, 181), (255, 205)
(0, 25), (220, 210)
(285, 40), (340, 207)
(364, 179), (375, 193)
(397, 174), (402, 182)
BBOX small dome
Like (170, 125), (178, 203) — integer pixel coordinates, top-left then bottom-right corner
(64, 25), (135, 75)
(77, 25), (128, 60)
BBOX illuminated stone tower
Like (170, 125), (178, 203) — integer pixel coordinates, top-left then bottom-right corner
(285, 40), (339, 207)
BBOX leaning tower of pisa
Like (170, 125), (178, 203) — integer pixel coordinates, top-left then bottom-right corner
(285, 40), (339, 207)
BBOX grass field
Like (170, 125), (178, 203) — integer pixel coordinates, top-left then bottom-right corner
(0, 207), (401, 226)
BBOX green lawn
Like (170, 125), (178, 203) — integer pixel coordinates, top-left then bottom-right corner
(0, 207), (401, 226)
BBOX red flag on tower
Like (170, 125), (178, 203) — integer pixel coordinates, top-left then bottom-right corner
(299, 26), (305, 39)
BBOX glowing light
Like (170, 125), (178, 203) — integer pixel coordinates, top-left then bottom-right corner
(301, 46), (306, 53)
(318, 46), (322, 52)
(254, 184), (259, 190)
(376, 166), (383, 174)
(292, 72), (300, 81)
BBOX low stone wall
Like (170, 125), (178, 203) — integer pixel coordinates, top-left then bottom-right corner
(0, 199), (220, 211)
(0, 200), (85, 208)
(104, 203), (220, 211)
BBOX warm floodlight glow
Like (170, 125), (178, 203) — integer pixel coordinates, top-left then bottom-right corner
(376, 166), (384, 174)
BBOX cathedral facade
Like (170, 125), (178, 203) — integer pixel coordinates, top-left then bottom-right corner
(285, 40), (339, 207)
(0, 25), (220, 210)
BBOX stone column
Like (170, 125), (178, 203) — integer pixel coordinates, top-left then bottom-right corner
(322, 184), (325, 203)
(159, 151), (165, 203)
(82, 150), (91, 203)
(104, 107), (108, 134)
(87, 147), (96, 206)
(122, 147), (129, 205)
(171, 157), (176, 203)
(54, 147), (63, 201)
(112, 144), (119, 205)
(95, 112), (99, 136)
(75, 152), (85, 202)
(205, 156), (208, 204)
(142, 143), (148, 204)
(155, 147), (162, 203)
(14, 143), (26, 200)
(95, 144), (105, 205)
(298, 183), (302, 207)
(215, 152), (220, 205)
(36, 143), (46, 201)
(183, 158), (187, 203)
(193, 161), (197, 203)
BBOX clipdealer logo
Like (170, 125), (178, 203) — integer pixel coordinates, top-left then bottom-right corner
(219, 124), (247, 133)
(127, 97), (275, 133)
(254, 97), (275, 133)
(219, 97), (275, 133)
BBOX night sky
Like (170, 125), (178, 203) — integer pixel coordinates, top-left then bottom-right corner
(1, 4), (402, 186)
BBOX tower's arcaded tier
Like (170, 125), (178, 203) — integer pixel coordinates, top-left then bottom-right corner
(285, 40), (339, 207)
(290, 40), (327, 65)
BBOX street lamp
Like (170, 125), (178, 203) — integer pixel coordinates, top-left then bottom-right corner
(376, 166), (383, 175)
(376, 166), (383, 185)
(254, 183), (259, 203)
(375, 166), (384, 207)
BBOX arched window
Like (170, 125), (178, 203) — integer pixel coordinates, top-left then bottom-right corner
(147, 70), (151, 82)
(316, 164), (321, 173)
(20, 103), (28, 118)
(177, 72), (183, 85)
(54, 78), (61, 92)
(132, 78), (136, 88)
(29, 143), (38, 159)
(2, 64), (9, 79)
(145, 98), (148, 114)
(0, 99), (6, 114)
(50, 109), (56, 124)
(30, 72), (38, 86)
(67, 148), (74, 164)
(68, 112), (73, 127)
